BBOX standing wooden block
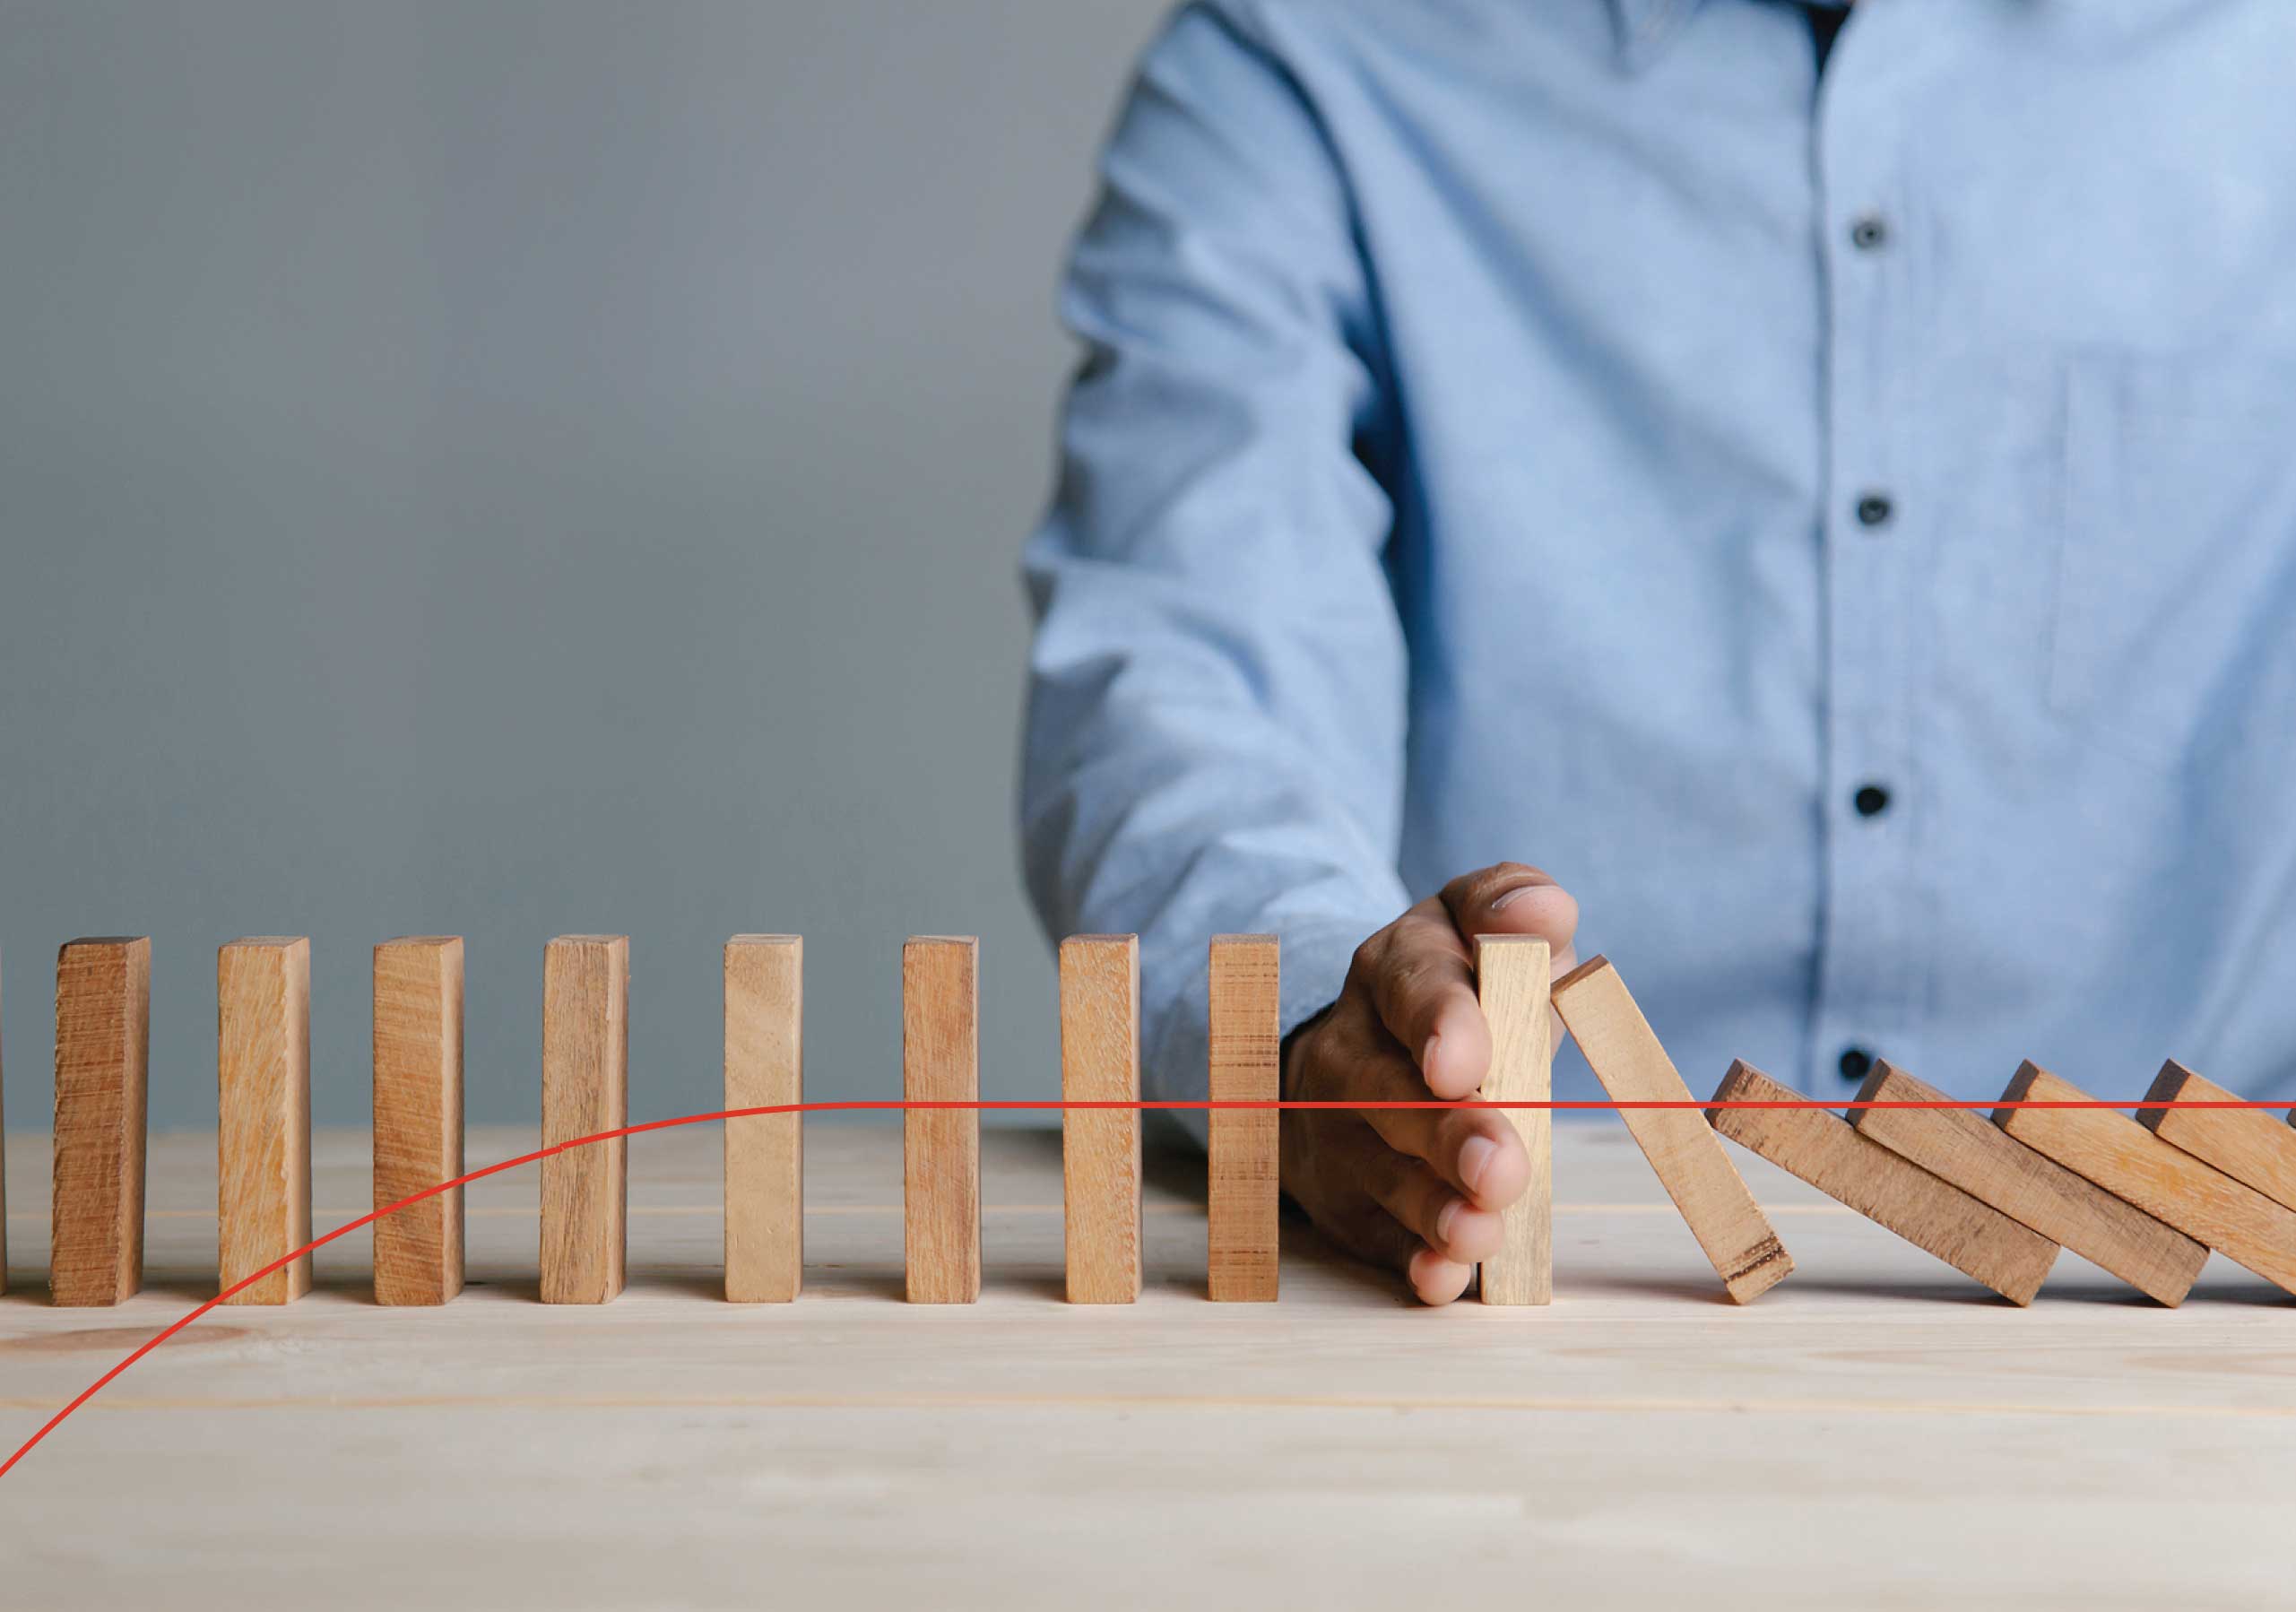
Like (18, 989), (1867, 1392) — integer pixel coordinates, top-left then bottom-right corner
(1709, 1061), (2058, 1304)
(1477, 936), (1552, 1305)
(1999, 1062), (2296, 1296)
(1208, 933), (1279, 1302)
(904, 936), (981, 1304)
(541, 935), (628, 1305)
(373, 936), (465, 1305)
(1552, 956), (1789, 1303)
(2136, 1060), (2296, 1214)
(724, 935), (803, 1303)
(52, 938), (152, 1305)
(1061, 934), (1142, 1304)
(1852, 1062), (2205, 1306)
(217, 936), (312, 1305)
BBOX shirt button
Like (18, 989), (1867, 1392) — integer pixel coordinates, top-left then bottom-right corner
(1853, 783), (1892, 818)
(1839, 1046), (1875, 1082)
(1850, 213), (1889, 251)
(1855, 492), (1894, 528)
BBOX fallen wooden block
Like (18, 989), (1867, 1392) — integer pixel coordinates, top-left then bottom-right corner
(2136, 1060), (2296, 1215)
(1553, 956), (1788, 1303)
(1208, 934), (1279, 1302)
(52, 937), (152, 1306)
(372, 936), (465, 1306)
(1061, 934), (1142, 1304)
(1998, 1062), (2296, 1296)
(1708, 1061), (2057, 1304)
(1477, 936), (1554, 1305)
(1851, 1062), (2204, 1306)
(218, 936), (313, 1305)
(724, 935), (803, 1303)
(903, 936), (981, 1304)
(541, 935), (628, 1305)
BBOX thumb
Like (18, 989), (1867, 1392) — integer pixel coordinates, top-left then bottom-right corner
(1439, 862), (1579, 970)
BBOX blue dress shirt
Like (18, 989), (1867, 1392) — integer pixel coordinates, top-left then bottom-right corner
(1020, 0), (2296, 1133)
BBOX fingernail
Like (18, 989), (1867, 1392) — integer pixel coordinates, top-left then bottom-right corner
(1460, 1134), (1497, 1193)
(1488, 884), (1533, 912)
(1436, 1197), (1462, 1244)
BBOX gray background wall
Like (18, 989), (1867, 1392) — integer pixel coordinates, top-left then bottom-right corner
(0, 0), (1174, 1129)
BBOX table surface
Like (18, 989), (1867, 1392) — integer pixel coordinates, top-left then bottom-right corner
(3, 1120), (2292, 1608)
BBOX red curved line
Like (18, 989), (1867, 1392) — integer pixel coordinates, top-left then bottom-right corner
(4, 1091), (2290, 1479)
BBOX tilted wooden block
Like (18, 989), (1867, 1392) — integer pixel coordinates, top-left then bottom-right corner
(904, 936), (981, 1304)
(373, 936), (465, 1306)
(2136, 1060), (2296, 1215)
(53, 938), (152, 1305)
(724, 935), (803, 1304)
(541, 935), (628, 1305)
(1208, 934), (1279, 1302)
(1708, 1061), (2058, 1304)
(1061, 935), (1142, 1304)
(1851, 1062), (2204, 1306)
(218, 937), (313, 1305)
(1998, 1062), (2296, 1296)
(1553, 956), (1789, 1304)
(1478, 935), (1553, 1306)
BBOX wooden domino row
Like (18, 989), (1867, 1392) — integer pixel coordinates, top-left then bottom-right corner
(13, 931), (1298, 1307)
(1703, 1053), (2296, 1305)
(19, 931), (2288, 1309)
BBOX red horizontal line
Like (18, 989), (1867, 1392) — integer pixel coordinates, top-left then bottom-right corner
(4, 1092), (2287, 1479)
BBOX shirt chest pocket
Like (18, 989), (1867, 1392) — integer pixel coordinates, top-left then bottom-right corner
(2050, 352), (2296, 767)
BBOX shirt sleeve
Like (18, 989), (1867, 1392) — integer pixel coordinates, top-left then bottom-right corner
(1019, 4), (1412, 1143)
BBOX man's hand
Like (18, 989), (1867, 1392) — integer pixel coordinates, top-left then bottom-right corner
(1280, 862), (1579, 1305)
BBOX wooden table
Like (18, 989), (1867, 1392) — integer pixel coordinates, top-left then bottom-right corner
(4, 1122), (2292, 1608)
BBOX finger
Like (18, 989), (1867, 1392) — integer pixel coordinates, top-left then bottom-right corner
(1407, 1244), (1475, 1305)
(1330, 1199), (1474, 1306)
(1353, 901), (1489, 1100)
(1440, 862), (1581, 961)
(1335, 1037), (1531, 1209)
(1364, 1149), (1507, 1263)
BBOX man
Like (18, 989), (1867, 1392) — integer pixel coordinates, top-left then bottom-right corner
(1019, 0), (2296, 1304)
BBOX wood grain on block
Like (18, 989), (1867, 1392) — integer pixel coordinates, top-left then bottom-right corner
(1552, 955), (1789, 1303)
(724, 935), (803, 1303)
(2136, 1060), (2296, 1215)
(903, 936), (981, 1304)
(1477, 936), (1553, 1306)
(1061, 934), (1142, 1304)
(1998, 1062), (2296, 1296)
(52, 938), (152, 1305)
(1708, 1061), (2057, 1304)
(217, 937), (313, 1305)
(1851, 1062), (2204, 1306)
(1208, 934), (1279, 1302)
(541, 935), (628, 1305)
(372, 937), (465, 1306)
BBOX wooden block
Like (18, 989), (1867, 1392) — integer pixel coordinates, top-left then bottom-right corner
(372, 936), (465, 1305)
(1708, 1061), (2058, 1304)
(903, 936), (981, 1304)
(1477, 936), (1552, 1305)
(52, 938), (152, 1305)
(1852, 1062), (2205, 1306)
(724, 935), (803, 1303)
(1208, 933), (1279, 1302)
(541, 935), (628, 1305)
(1999, 1061), (2296, 1296)
(1552, 956), (1789, 1303)
(217, 936), (312, 1305)
(2136, 1060), (2296, 1215)
(1061, 934), (1142, 1304)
